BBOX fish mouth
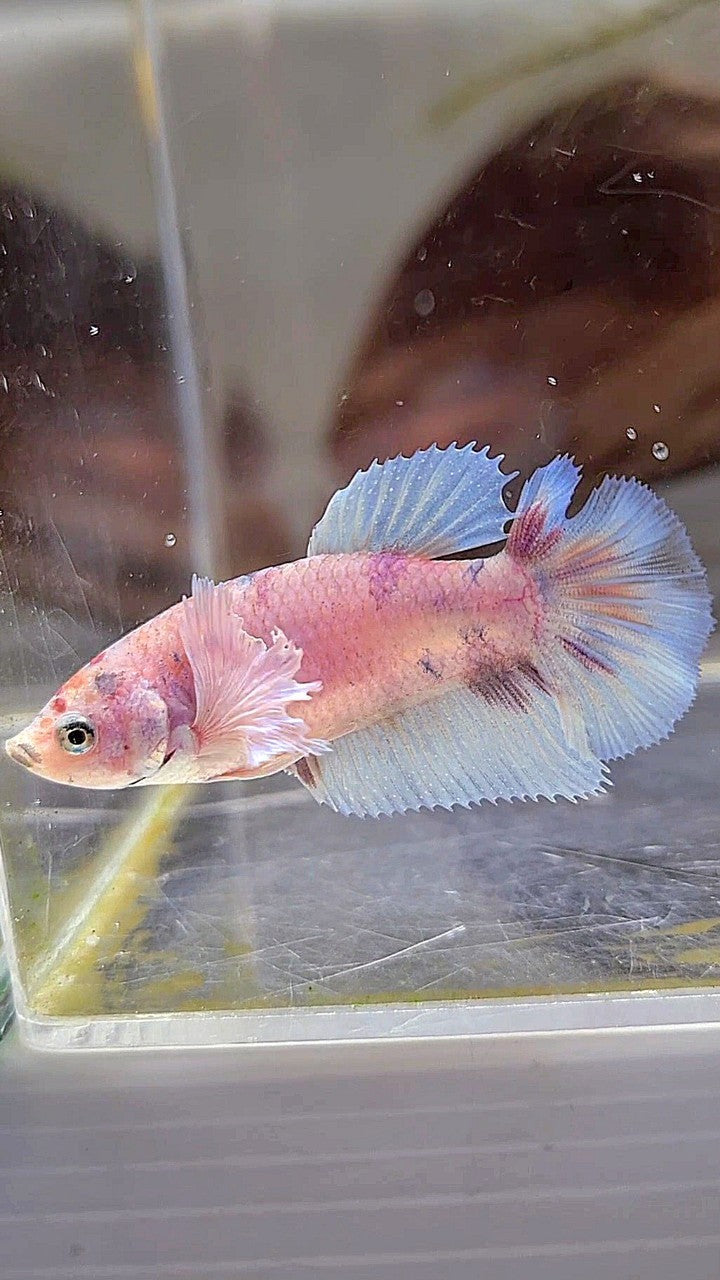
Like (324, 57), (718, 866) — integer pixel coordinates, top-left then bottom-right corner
(5, 738), (42, 769)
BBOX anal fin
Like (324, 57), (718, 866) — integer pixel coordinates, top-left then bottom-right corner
(289, 680), (607, 819)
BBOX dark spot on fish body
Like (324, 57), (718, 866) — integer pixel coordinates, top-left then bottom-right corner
(368, 553), (407, 607)
(469, 657), (552, 713)
(252, 569), (274, 608)
(465, 560), (485, 583)
(419, 651), (443, 680)
(469, 666), (533, 712)
(94, 671), (120, 696)
(517, 659), (550, 693)
(460, 623), (485, 647)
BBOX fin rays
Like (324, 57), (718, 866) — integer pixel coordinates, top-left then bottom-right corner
(307, 442), (516, 558)
(292, 681), (606, 819)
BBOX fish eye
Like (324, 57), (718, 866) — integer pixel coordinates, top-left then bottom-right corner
(57, 715), (96, 755)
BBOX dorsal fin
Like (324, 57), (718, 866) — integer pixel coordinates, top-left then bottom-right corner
(307, 443), (516, 558)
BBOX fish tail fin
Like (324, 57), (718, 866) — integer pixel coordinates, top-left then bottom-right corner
(506, 456), (715, 762)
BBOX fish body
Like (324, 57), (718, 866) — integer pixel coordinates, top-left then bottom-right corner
(6, 444), (714, 816)
(209, 551), (532, 743)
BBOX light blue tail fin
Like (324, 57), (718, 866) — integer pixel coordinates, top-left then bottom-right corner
(506, 456), (714, 762)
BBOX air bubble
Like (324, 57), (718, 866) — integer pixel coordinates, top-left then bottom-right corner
(626, 427), (637, 440)
(547, 375), (557, 386)
(652, 441), (669, 461)
(164, 532), (177, 548)
(414, 288), (435, 318)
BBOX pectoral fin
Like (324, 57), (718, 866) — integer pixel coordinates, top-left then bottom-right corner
(179, 575), (329, 774)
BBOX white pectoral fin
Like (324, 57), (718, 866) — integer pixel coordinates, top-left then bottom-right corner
(179, 575), (329, 776)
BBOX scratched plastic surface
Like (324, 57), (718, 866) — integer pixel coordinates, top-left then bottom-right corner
(0, 1), (720, 1047)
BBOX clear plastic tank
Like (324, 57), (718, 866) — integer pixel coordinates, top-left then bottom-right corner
(0, 0), (718, 1049)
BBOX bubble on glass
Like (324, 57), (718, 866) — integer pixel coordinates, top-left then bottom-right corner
(417, 246), (428, 262)
(414, 288), (435, 318)
(652, 441), (669, 461)
(626, 427), (637, 440)
(89, 325), (99, 336)
(164, 532), (177, 548)
(653, 403), (661, 413)
(547, 375), (557, 386)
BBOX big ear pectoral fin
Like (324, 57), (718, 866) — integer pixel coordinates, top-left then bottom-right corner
(179, 575), (329, 775)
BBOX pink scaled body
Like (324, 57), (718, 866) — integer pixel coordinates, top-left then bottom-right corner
(223, 551), (532, 748)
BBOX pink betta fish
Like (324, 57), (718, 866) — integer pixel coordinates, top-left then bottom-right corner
(5, 445), (714, 817)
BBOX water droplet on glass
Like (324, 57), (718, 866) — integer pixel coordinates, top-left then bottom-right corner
(414, 288), (435, 318)
(164, 532), (177, 548)
(652, 441), (669, 461)
(626, 427), (637, 440)
(417, 246), (428, 262)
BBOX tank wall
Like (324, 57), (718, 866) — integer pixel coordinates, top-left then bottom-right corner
(0, 0), (718, 1046)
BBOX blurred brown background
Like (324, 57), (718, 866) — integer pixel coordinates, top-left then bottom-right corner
(1, 78), (719, 633)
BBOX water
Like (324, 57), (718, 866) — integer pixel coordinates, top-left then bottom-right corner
(0, 1), (719, 1048)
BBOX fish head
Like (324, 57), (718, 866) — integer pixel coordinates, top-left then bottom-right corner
(5, 657), (170, 789)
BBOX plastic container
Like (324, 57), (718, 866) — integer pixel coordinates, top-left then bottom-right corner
(0, 0), (719, 1051)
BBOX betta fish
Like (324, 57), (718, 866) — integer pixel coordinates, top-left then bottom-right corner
(5, 445), (714, 817)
